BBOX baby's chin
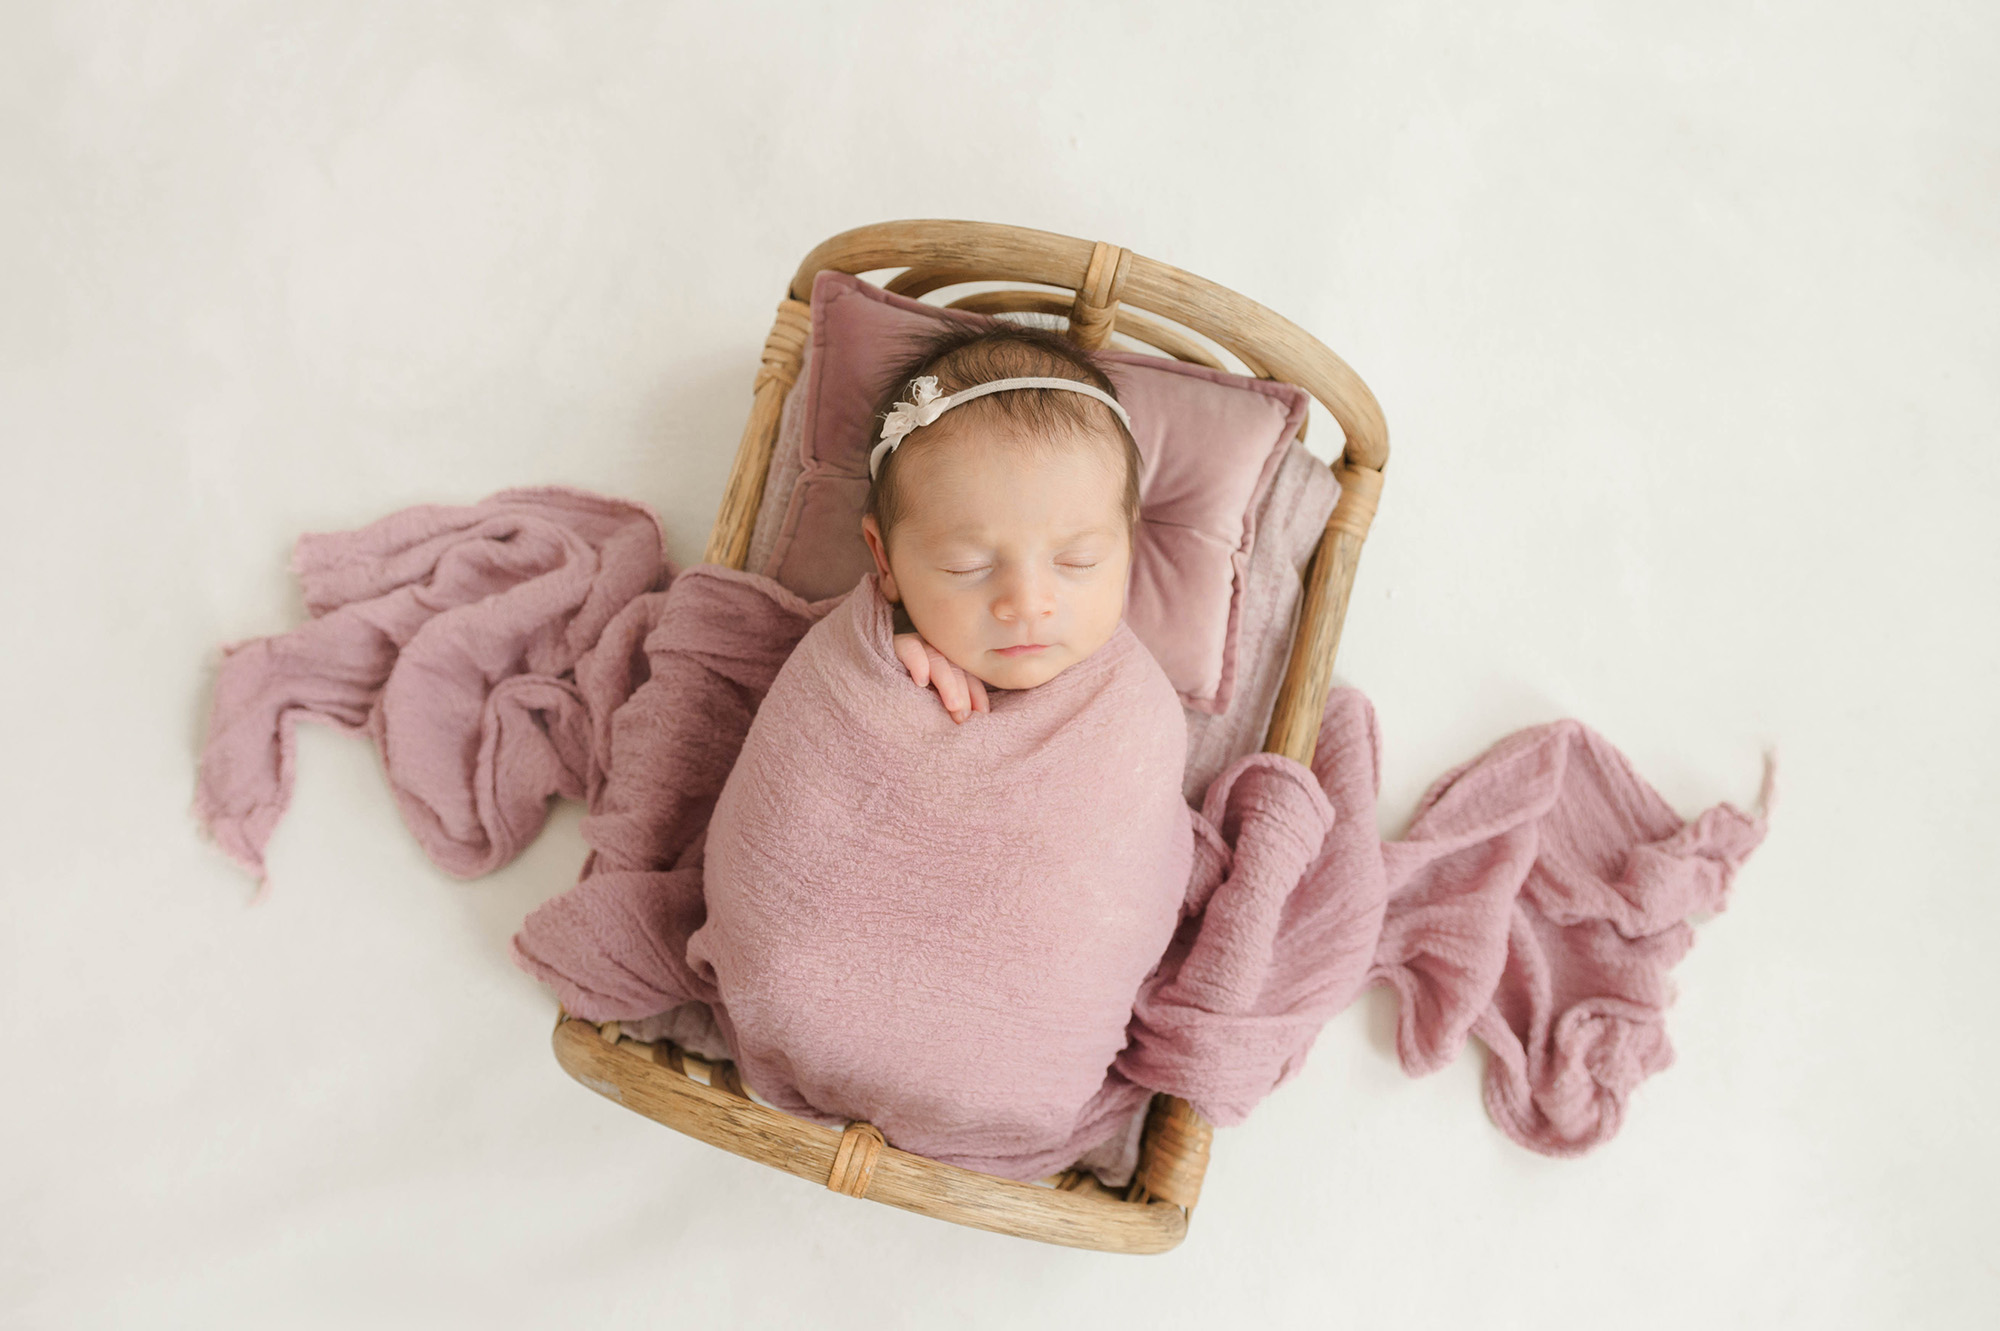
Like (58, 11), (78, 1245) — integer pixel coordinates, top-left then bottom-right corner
(972, 648), (1075, 691)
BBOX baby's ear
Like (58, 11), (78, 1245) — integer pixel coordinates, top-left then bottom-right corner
(860, 515), (900, 602)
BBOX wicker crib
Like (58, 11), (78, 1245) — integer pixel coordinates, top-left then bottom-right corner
(550, 219), (1389, 1253)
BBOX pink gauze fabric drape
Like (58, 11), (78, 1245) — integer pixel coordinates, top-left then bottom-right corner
(194, 485), (1767, 1168)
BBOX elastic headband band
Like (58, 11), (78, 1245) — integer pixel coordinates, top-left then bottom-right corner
(867, 375), (1135, 480)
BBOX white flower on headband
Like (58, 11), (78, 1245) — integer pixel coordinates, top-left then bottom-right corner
(878, 376), (948, 451)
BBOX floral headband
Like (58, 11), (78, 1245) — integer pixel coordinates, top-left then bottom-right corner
(867, 375), (1135, 481)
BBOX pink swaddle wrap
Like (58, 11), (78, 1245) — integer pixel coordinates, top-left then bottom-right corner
(195, 486), (1767, 1182)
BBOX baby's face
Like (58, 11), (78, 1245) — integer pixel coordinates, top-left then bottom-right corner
(861, 424), (1133, 691)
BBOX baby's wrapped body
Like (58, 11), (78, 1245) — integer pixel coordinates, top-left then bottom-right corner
(512, 564), (1304, 1181)
(693, 571), (1194, 1172)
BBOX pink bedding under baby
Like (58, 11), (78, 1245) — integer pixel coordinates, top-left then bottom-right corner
(195, 486), (1767, 1181)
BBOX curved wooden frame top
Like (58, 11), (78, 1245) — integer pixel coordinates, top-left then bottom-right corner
(564, 219), (1389, 1253)
(788, 219), (1388, 473)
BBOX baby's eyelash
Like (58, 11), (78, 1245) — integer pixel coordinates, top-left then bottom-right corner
(940, 561), (1097, 577)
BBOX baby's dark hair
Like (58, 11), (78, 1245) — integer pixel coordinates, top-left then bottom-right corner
(864, 322), (1141, 548)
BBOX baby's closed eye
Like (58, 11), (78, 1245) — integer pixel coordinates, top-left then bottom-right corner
(939, 558), (1101, 577)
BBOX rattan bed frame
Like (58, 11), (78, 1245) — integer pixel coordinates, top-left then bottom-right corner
(549, 219), (1388, 1253)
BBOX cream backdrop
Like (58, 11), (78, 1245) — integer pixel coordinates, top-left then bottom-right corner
(4, 2), (1993, 1327)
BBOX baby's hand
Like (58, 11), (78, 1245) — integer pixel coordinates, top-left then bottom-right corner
(892, 632), (990, 725)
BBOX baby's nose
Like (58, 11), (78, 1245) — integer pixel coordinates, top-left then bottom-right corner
(995, 570), (1057, 620)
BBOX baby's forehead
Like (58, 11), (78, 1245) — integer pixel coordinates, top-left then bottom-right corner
(904, 451), (1128, 543)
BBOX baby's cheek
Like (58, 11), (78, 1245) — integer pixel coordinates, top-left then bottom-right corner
(1078, 594), (1124, 655)
(931, 605), (987, 668)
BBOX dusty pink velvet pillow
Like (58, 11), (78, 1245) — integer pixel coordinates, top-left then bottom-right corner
(759, 271), (1306, 714)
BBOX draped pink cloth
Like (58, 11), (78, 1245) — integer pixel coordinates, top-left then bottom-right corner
(193, 487), (670, 884)
(195, 486), (1765, 1173)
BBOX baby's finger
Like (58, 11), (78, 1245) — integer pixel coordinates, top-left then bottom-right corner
(929, 649), (970, 719)
(967, 674), (989, 714)
(893, 633), (932, 688)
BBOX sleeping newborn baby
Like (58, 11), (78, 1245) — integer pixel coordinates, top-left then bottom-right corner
(687, 323), (1200, 1180)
